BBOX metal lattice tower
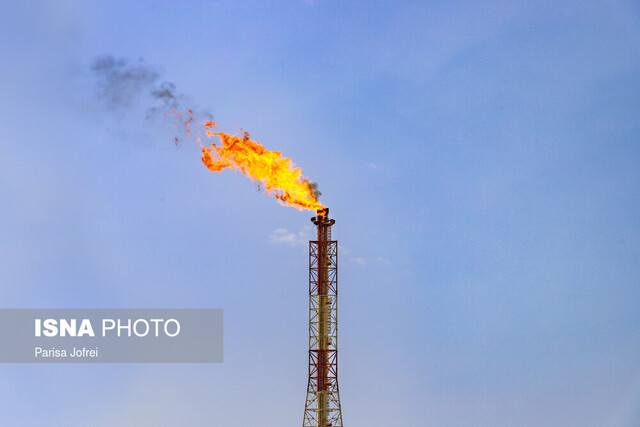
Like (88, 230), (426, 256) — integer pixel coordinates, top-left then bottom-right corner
(303, 208), (343, 427)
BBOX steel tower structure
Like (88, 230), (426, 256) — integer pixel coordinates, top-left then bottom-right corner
(303, 208), (343, 427)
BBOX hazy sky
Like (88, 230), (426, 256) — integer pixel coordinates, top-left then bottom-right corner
(1, 1), (639, 426)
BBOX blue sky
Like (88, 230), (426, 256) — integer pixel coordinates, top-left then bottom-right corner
(1, 1), (639, 425)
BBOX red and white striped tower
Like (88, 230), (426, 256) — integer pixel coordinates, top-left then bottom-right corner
(303, 208), (343, 427)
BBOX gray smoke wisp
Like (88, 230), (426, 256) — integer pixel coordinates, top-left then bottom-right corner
(308, 182), (322, 199)
(91, 56), (160, 110)
(90, 55), (212, 143)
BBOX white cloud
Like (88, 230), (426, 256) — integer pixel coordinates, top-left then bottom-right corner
(350, 256), (390, 266)
(352, 257), (367, 266)
(375, 256), (391, 266)
(269, 226), (313, 247)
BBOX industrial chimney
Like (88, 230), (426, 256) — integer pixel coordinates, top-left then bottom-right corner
(303, 208), (343, 427)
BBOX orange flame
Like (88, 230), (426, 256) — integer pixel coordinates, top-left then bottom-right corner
(200, 126), (324, 211)
(165, 109), (324, 211)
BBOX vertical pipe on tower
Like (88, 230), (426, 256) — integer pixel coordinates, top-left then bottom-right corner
(303, 208), (342, 427)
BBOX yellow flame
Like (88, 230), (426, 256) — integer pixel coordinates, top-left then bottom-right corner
(199, 124), (324, 211)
